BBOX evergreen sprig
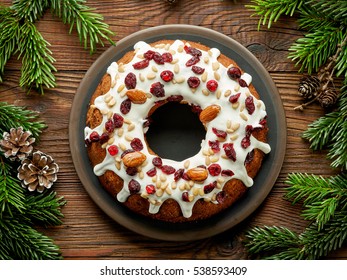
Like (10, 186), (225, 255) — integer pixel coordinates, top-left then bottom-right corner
(0, 102), (65, 259)
(245, 173), (347, 259)
(0, 0), (115, 94)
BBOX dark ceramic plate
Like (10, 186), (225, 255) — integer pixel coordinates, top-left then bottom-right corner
(69, 24), (286, 241)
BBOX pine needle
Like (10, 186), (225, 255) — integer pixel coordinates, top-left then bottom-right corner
(11, 0), (50, 22)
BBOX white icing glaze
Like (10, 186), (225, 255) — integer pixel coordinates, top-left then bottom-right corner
(84, 40), (271, 218)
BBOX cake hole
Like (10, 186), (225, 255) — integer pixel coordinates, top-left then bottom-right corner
(146, 102), (206, 161)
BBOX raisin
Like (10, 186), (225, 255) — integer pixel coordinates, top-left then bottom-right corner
(146, 167), (157, 177)
(182, 191), (190, 202)
(126, 167), (138, 176)
(113, 113), (124, 128)
(192, 66), (205, 74)
(128, 179), (141, 194)
(152, 157), (163, 167)
(160, 70), (174, 82)
(161, 165), (176, 175)
(150, 82), (165, 97)
(133, 59), (149, 69)
(186, 56), (200, 67)
(229, 92), (241, 104)
(89, 131), (100, 142)
(130, 138), (143, 151)
(227, 67), (241, 79)
(208, 164), (221, 176)
(212, 127), (227, 139)
(204, 181), (217, 194)
(245, 96), (255, 115)
(223, 143), (236, 161)
(162, 52), (173, 63)
(187, 77), (200, 88)
(120, 99), (131, 114)
(124, 72), (136, 89)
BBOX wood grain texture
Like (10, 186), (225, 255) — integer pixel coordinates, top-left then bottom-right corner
(0, 0), (345, 260)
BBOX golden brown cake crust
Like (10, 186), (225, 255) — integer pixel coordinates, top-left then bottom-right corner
(85, 39), (269, 223)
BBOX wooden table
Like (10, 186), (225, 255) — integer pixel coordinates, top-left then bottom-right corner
(1, 0), (345, 259)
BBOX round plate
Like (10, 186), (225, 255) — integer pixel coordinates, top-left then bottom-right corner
(69, 24), (286, 241)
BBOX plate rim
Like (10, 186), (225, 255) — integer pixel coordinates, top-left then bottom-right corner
(69, 24), (286, 241)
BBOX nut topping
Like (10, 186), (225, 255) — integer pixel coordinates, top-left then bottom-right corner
(186, 167), (208, 182)
(126, 89), (148, 104)
(199, 105), (221, 123)
(122, 151), (146, 167)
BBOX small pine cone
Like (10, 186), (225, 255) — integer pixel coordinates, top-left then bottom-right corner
(298, 76), (321, 100)
(17, 151), (59, 193)
(317, 88), (339, 108)
(0, 127), (35, 161)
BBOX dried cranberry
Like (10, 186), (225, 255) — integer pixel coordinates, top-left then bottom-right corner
(208, 140), (220, 153)
(144, 50), (155, 60)
(107, 145), (118, 156)
(161, 165), (176, 175)
(182, 191), (190, 202)
(245, 125), (253, 138)
(126, 167), (138, 176)
(216, 191), (226, 204)
(121, 149), (134, 158)
(259, 118), (267, 128)
(143, 118), (152, 128)
(128, 179), (141, 194)
(146, 184), (156, 194)
(221, 169), (234, 177)
(162, 52), (173, 63)
(212, 127), (227, 139)
(187, 77), (200, 88)
(208, 164), (221, 176)
(191, 104), (202, 114)
(238, 78), (248, 87)
(241, 137), (251, 149)
(120, 99), (131, 114)
(160, 70), (174, 82)
(133, 59), (149, 69)
(150, 82), (165, 97)
(229, 92), (241, 104)
(182, 172), (190, 181)
(192, 66), (205, 74)
(227, 67), (241, 79)
(152, 157), (162, 167)
(167, 95), (183, 102)
(174, 168), (184, 181)
(153, 52), (164, 64)
(89, 131), (100, 142)
(113, 113), (124, 128)
(204, 181), (217, 194)
(186, 56), (200, 67)
(184, 46), (202, 57)
(223, 143), (236, 161)
(124, 72), (136, 89)
(130, 138), (143, 151)
(245, 150), (255, 164)
(206, 80), (218, 92)
(146, 167), (157, 177)
(99, 132), (109, 144)
(245, 96), (255, 115)
(105, 119), (115, 133)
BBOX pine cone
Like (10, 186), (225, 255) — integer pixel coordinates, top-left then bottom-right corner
(17, 151), (59, 193)
(0, 127), (35, 161)
(317, 88), (339, 108)
(298, 76), (321, 100)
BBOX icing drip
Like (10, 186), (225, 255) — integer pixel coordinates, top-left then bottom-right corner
(84, 40), (271, 218)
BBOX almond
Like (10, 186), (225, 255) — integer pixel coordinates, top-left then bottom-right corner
(199, 105), (221, 123)
(186, 167), (208, 182)
(122, 151), (146, 167)
(126, 89), (147, 104)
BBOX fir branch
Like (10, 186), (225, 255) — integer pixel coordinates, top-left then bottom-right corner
(0, 7), (20, 83)
(0, 214), (62, 260)
(297, 8), (337, 32)
(17, 20), (57, 94)
(24, 191), (66, 226)
(246, 0), (305, 29)
(307, 0), (347, 26)
(288, 27), (344, 74)
(11, 0), (50, 23)
(0, 102), (46, 140)
(50, 0), (115, 54)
